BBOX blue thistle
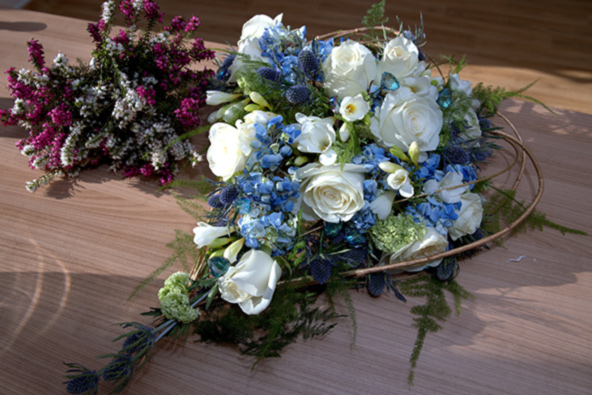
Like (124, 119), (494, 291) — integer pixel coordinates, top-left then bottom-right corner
(298, 49), (320, 78)
(310, 257), (333, 284)
(367, 273), (386, 296)
(285, 85), (310, 105)
(435, 257), (459, 281)
(220, 185), (240, 205)
(63, 363), (100, 395)
(257, 66), (282, 83)
(120, 323), (155, 356)
(102, 355), (134, 392)
(443, 145), (470, 165)
(207, 194), (224, 209)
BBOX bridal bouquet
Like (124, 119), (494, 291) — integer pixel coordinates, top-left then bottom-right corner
(0, 0), (214, 191)
(63, 2), (554, 394)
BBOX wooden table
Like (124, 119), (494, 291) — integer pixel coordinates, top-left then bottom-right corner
(1, 8), (591, 395)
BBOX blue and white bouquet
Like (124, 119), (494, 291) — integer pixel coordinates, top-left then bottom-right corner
(65, 6), (553, 393)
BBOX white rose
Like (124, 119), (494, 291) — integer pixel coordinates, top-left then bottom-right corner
(448, 192), (483, 240)
(218, 249), (281, 315)
(293, 113), (337, 165)
(193, 222), (231, 248)
(423, 169), (468, 204)
(322, 40), (377, 100)
(206, 123), (247, 180)
(372, 87), (443, 153)
(388, 227), (448, 272)
(339, 94), (370, 122)
(228, 14), (282, 82)
(295, 163), (367, 223)
(237, 14), (283, 46)
(377, 36), (422, 80)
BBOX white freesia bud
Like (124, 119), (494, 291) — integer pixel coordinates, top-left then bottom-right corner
(339, 94), (370, 122)
(223, 238), (246, 263)
(387, 169), (414, 198)
(193, 222), (231, 249)
(206, 91), (242, 106)
(339, 123), (350, 142)
(370, 190), (396, 220)
(218, 249), (281, 315)
(408, 141), (420, 166)
(249, 92), (271, 109)
(378, 161), (405, 173)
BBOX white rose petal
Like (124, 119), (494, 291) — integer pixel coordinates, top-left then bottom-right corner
(206, 123), (247, 180)
(449, 192), (483, 240)
(389, 227), (448, 272)
(218, 249), (281, 315)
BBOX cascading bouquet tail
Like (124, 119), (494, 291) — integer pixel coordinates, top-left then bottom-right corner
(62, 2), (560, 394)
(0, 0), (214, 192)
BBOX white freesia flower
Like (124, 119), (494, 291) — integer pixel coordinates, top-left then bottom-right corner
(449, 73), (473, 97)
(372, 87), (443, 154)
(387, 169), (414, 198)
(218, 249), (281, 315)
(339, 94), (370, 122)
(235, 110), (278, 157)
(206, 123), (247, 180)
(449, 192), (483, 240)
(370, 190), (396, 220)
(399, 74), (438, 100)
(388, 227), (448, 272)
(294, 114), (337, 165)
(377, 36), (422, 81)
(295, 163), (367, 223)
(193, 222), (231, 248)
(459, 108), (482, 141)
(322, 40), (377, 100)
(206, 91), (242, 106)
(423, 170), (468, 204)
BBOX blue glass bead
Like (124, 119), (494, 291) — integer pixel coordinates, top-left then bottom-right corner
(381, 72), (400, 91)
(437, 88), (452, 109)
(345, 232), (366, 246)
(324, 222), (343, 237)
(209, 257), (230, 278)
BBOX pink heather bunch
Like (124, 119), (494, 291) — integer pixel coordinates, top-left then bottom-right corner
(0, 0), (214, 192)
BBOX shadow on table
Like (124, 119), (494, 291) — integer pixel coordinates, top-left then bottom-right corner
(0, 20), (46, 32)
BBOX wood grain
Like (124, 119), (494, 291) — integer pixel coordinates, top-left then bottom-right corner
(22, 0), (592, 115)
(0, 8), (591, 395)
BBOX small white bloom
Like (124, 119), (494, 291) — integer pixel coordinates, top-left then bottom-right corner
(449, 192), (484, 240)
(218, 249), (281, 315)
(387, 169), (414, 198)
(206, 91), (242, 106)
(193, 222), (231, 249)
(459, 108), (482, 141)
(339, 94), (370, 122)
(449, 73), (473, 97)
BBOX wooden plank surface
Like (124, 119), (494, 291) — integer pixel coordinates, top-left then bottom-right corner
(1, 8), (591, 395)
(23, 0), (592, 115)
